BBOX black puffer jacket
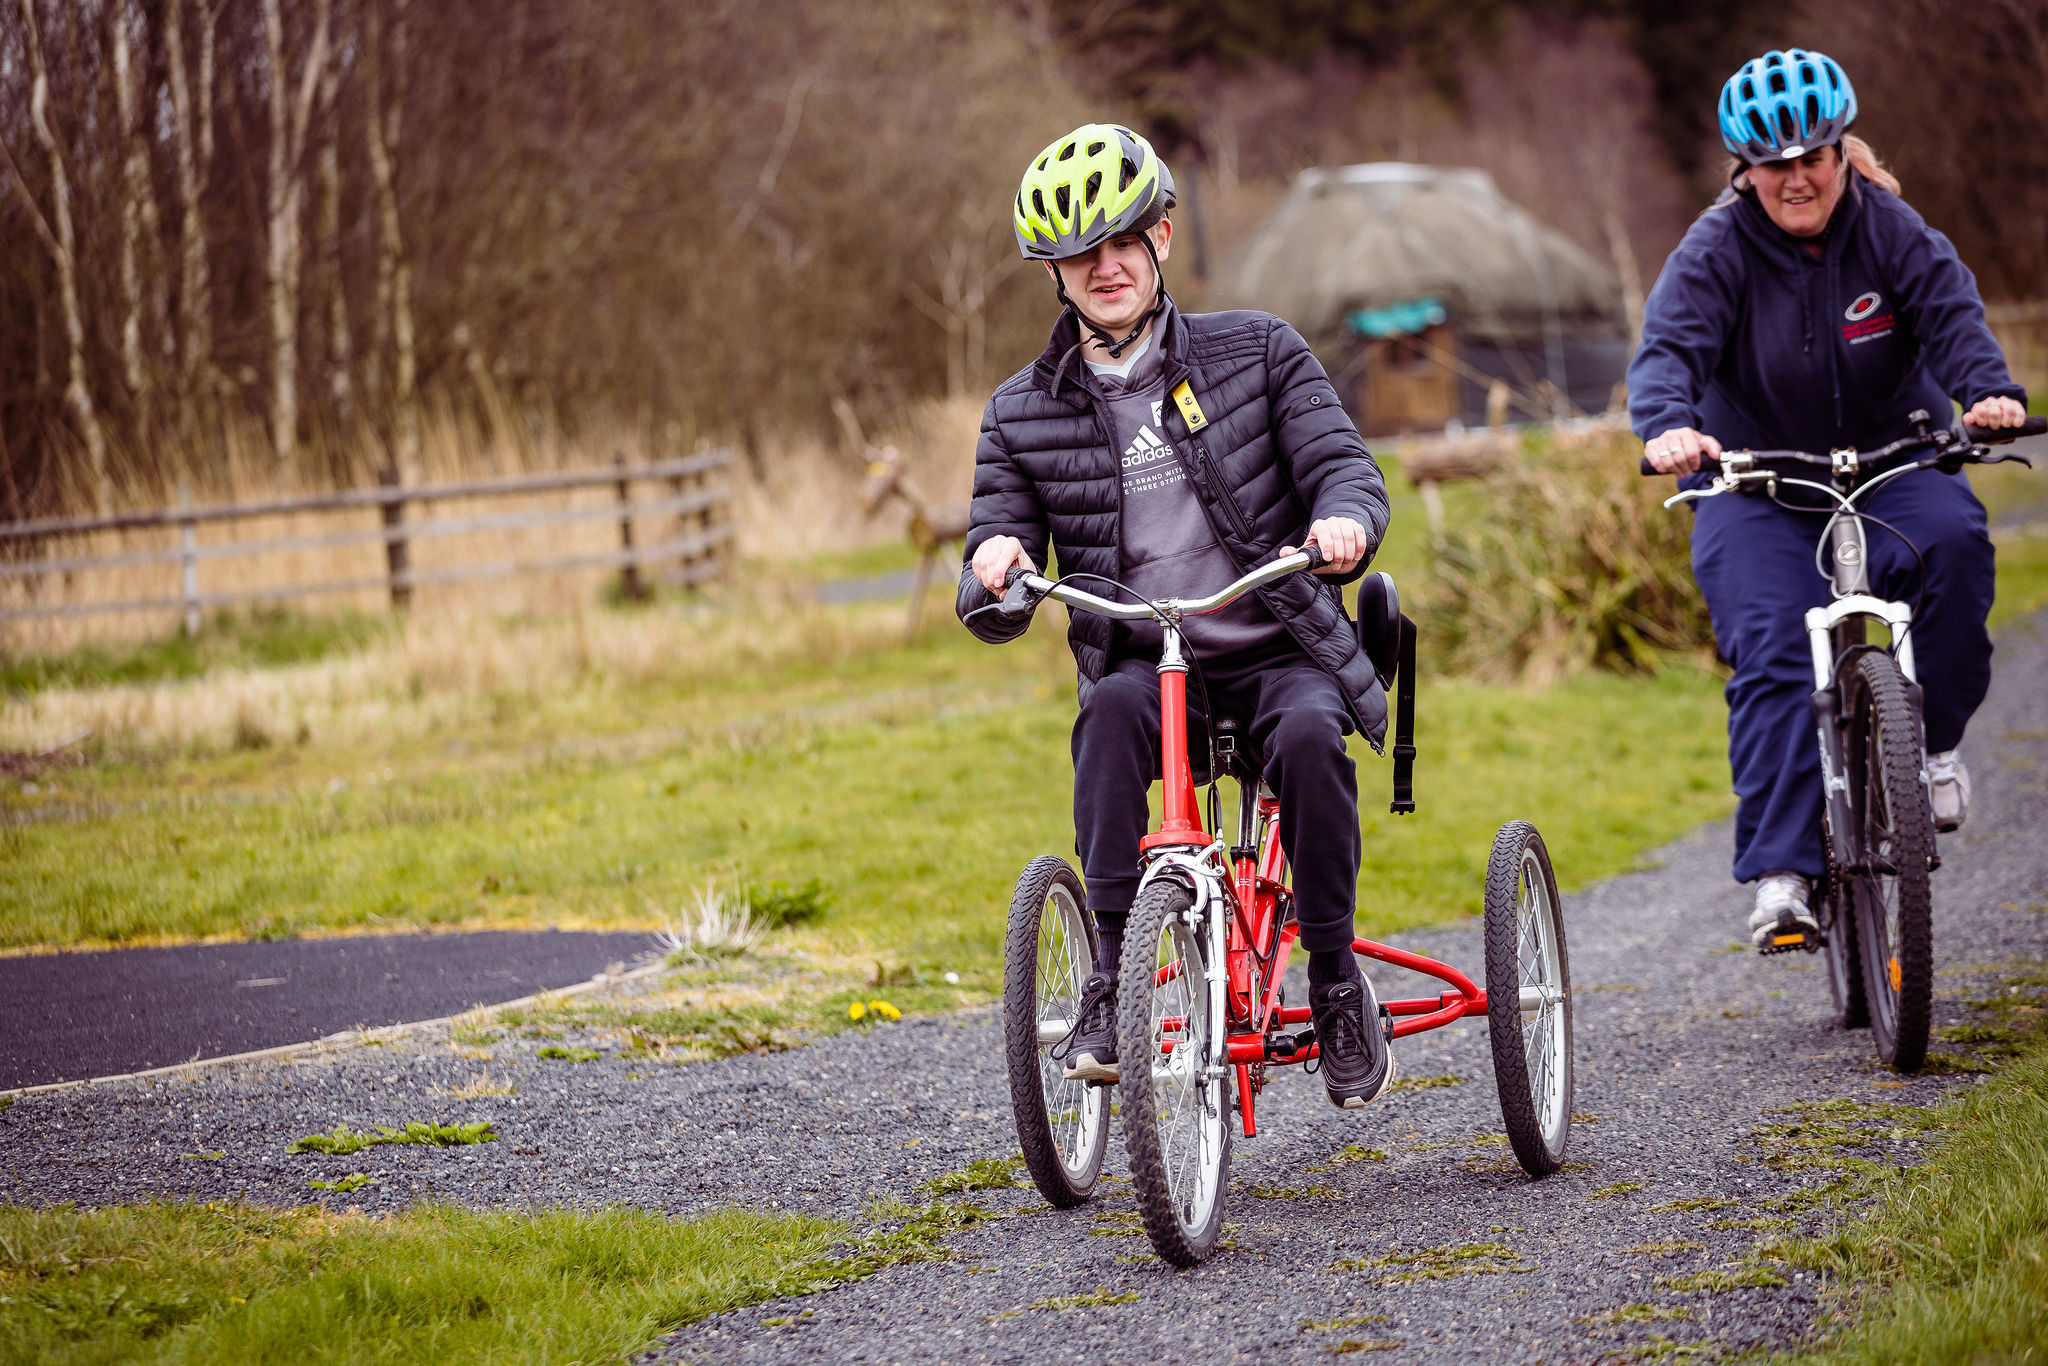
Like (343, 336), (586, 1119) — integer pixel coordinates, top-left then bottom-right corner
(956, 301), (1393, 746)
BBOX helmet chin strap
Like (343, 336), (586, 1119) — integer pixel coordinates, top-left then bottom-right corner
(1052, 232), (1168, 360)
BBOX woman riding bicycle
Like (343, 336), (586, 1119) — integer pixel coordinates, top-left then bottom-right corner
(1630, 49), (2029, 949)
(956, 123), (1396, 1108)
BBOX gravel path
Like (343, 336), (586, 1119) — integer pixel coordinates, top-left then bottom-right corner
(6, 616), (2047, 1363)
(0, 929), (657, 1089)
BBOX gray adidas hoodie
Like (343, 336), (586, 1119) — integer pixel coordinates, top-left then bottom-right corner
(1083, 338), (1290, 660)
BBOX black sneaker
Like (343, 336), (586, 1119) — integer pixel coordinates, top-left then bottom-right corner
(1309, 978), (1395, 1109)
(1051, 972), (1119, 1083)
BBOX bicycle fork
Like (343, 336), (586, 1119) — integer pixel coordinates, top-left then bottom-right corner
(1805, 506), (1921, 884)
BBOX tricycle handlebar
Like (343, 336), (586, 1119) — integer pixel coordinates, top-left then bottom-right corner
(972, 545), (1326, 629)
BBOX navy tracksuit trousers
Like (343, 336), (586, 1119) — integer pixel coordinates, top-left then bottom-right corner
(1690, 466), (1995, 883)
(1070, 651), (1362, 956)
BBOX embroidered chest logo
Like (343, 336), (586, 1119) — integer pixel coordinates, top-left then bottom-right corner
(1841, 291), (1895, 345)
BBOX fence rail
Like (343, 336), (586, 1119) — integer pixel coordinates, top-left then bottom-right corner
(0, 451), (734, 630)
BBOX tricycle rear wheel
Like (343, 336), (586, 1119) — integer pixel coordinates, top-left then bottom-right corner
(1483, 821), (1573, 1177)
(1003, 856), (1110, 1208)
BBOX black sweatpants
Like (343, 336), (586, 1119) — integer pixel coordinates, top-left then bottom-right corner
(1070, 650), (1361, 955)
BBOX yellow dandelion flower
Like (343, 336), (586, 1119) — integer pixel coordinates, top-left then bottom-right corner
(872, 1000), (901, 1021)
(848, 1001), (867, 1021)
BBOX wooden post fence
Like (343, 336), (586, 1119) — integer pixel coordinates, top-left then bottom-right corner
(177, 481), (201, 638)
(614, 450), (644, 604)
(0, 451), (734, 635)
(379, 463), (411, 611)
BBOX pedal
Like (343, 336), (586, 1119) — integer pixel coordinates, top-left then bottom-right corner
(1758, 928), (1818, 956)
(1380, 1004), (1395, 1042)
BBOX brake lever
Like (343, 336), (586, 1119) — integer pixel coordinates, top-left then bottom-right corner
(961, 565), (1044, 628)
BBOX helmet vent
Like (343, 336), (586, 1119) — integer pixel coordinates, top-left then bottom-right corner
(1767, 69), (1786, 94)
(1803, 93), (1819, 136)
(1084, 171), (1101, 206)
(1748, 110), (1771, 143)
(1087, 140), (1105, 156)
(1032, 188), (1047, 219)
(1054, 184), (1070, 218)
(1119, 157), (1137, 191)
(1057, 142), (1076, 161)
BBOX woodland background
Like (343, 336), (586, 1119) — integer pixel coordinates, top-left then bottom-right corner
(2, 0), (2044, 522)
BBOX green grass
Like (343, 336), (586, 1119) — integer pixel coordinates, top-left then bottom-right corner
(0, 1201), (840, 1366)
(286, 1120), (496, 1154)
(0, 606), (391, 697)
(1779, 972), (2048, 1364)
(0, 615), (1734, 956)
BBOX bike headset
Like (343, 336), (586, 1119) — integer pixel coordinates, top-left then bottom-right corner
(1750, 468), (1931, 622)
(1014, 123), (1177, 361)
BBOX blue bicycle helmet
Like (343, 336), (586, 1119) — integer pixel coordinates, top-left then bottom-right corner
(1718, 49), (1857, 164)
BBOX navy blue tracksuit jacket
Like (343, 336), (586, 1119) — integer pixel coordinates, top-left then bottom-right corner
(1628, 169), (2026, 883)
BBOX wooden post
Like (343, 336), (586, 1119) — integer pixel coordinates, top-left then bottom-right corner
(379, 463), (410, 610)
(178, 481), (200, 637)
(615, 450), (644, 602)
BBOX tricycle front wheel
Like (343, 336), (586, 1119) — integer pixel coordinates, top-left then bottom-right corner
(1483, 821), (1573, 1177)
(1118, 879), (1231, 1267)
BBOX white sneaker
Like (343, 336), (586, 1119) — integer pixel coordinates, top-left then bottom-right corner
(1926, 750), (1969, 833)
(1749, 872), (1818, 950)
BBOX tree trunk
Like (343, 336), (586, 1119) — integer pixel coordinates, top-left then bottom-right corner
(317, 42), (353, 429)
(162, 0), (213, 439)
(365, 0), (417, 473)
(261, 0), (333, 466)
(109, 0), (158, 444)
(18, 0), (110, 506)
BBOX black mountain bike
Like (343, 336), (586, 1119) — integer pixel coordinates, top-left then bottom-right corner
(1646, 411), (2044, 1070)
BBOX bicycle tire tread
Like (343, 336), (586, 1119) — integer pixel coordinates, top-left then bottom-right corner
(1003, 856), (1102, 1207)
(1483, 821), (1571, 1177)
(1849, 653), (1934, 1072)
(1117, 880), (1229, 1267)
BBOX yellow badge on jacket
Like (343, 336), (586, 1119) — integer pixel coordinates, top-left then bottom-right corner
(1171, 380), (1208, 433)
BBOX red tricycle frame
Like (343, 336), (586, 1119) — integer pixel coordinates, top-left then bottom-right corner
(1136, 636), (1486, 1138)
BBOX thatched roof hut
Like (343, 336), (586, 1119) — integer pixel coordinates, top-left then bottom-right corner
(1209, 163), (1631, 434)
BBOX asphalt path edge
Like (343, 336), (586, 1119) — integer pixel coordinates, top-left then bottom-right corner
(0, 957), (668, 1100)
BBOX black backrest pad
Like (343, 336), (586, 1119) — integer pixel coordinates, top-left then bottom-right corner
(1356, 571), (1401, 689)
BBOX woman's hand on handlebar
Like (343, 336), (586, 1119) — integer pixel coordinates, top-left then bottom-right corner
(1282, 517), (1368, 575)
(971, 536), (1038, 594)
(1642, 426), (1723, 475)
(1965, 395), (2029, 431)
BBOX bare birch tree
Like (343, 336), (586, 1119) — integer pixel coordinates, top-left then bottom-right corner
(906, 209), (1002, 400)
(316, 26), (353, 428)
(261, 0), (334, 463)
(364, 0), (416, 472)
(109, 0), (163, 443)
(13, 0), (110, 504)
(162, 0), (219, 438)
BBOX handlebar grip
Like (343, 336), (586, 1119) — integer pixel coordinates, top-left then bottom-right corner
(1301, 543), (1326, 571)
(995, 565), (1038, 619)
(1639, 454), (1722, 476)
(1966, 416), (2047, 444)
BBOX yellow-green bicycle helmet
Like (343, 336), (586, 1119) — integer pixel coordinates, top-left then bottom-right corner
(1014, 123), (1177, 261)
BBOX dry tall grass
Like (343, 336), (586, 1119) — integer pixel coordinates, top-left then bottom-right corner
(0, 398), (982, 755)
(1419, 420), (1713, 684)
